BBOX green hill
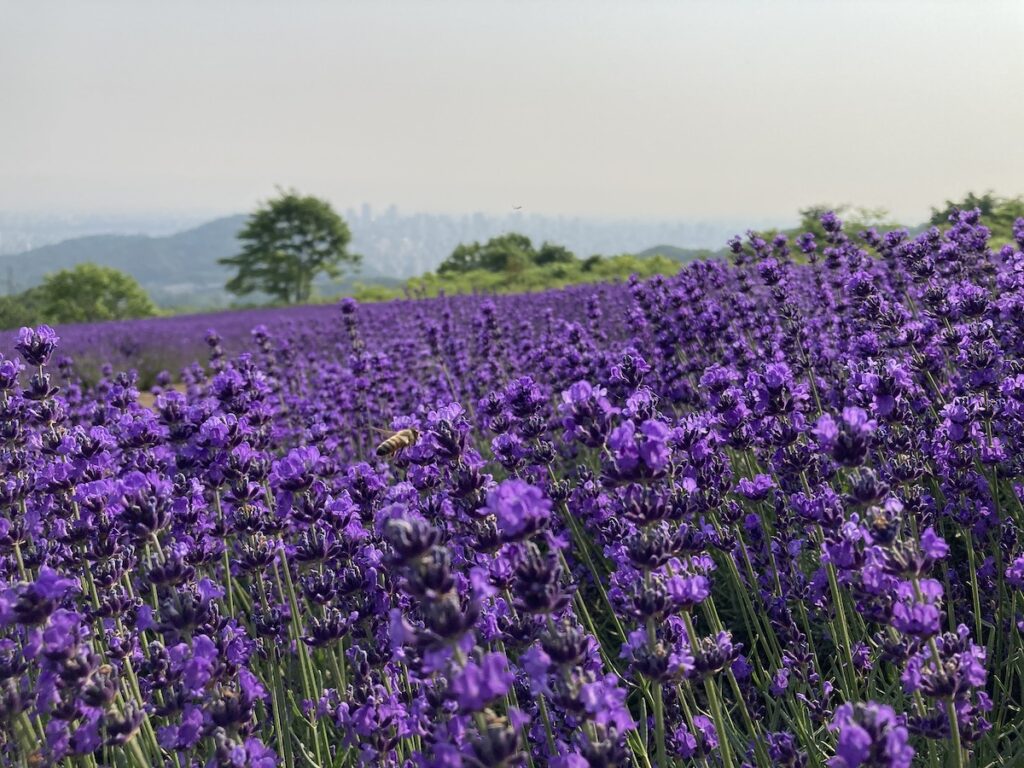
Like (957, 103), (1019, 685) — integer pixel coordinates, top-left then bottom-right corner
(634, 244), (716, 262)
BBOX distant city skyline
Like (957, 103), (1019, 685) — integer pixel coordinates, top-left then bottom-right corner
(2, 1), (1022, 222)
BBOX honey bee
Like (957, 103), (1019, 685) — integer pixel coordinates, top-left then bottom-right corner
(375, 427), (419, 458)
(479, 708), (510, 729)
(868, 506), (898, 544)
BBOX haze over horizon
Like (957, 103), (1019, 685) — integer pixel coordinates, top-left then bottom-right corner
(2, 0), (1022, 224)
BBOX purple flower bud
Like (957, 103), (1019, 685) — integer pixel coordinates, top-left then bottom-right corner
(638, 419), (672, 472)
(828, 702), (913, 768)
(485, 478), (552, 542)
(451, 652), (513, 712)
(820, 211), (843, 235)
(814, 408), (876, 466)
(0, 355), (23, 391)
(15, 325), (59, 366)
(919, 527), (948, 562)
(736, 474), (774, 501)
(665, 574), (710, 611)
(891, 579), (943, 638)
(1006, 555), (1024, 589)
(580, 675), (635, 732)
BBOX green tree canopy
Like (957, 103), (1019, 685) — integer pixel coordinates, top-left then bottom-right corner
(0, 292), (44, 330)
(437, 233), (576, 275)
(220, 190), (359, 304)
(534, 241), (576, 266)
(30, 264), (157, 325)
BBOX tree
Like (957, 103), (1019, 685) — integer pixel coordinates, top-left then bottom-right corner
(478, 233), (534, 272)
(534, 241), (576, 266)
(32, 264), (157, 325)
(220, 190), (359, 304)
(436, 233), (576, 275)
(438, 241), (485, 274)
(0, 292), (43, 330)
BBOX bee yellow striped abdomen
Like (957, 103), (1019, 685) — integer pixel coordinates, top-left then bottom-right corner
(375, 428), (419, 457)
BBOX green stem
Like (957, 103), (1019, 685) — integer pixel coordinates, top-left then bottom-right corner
(682, 612), (734, 768)
(963, 529), (983, 643)
(214, 489), (236, 616)
(817, 526), (859, 700)
(705, 677), (735, 768)
(645, 571), (668, 768)
(945, 696), (965, 768)
(651, 680), (668, 768)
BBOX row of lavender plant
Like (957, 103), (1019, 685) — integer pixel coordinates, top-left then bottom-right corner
(3, 210), (1024, 767)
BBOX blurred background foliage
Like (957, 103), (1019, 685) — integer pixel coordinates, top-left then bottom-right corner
(0, 263), (156, 330)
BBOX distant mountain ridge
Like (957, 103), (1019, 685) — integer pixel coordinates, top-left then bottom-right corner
(634, 244), (718, 261)
(0, 211), (212, 256)
(0, 216), (250, 307)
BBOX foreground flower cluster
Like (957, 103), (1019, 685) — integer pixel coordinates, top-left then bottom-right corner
(3, 211), (1024, 767)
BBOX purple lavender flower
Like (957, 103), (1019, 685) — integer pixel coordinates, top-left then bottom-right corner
(580, 675), (635, 732)
(736, 473), (774, 501)
(1006, 555), (1024, 589)
(0, 355), (23, 391)
(673, 715), (717, 759)
(891, 579), (943, 638)
(814, 407), (877, 466)
(637, 419), (672, 472)
(828, 702), (913, 768)
(608, 420), (641, 474)
(15, 325), (59, 366)
(665, 573), (710, 611)
(485, 478), (552, 542)
(450, 652), (513, 712)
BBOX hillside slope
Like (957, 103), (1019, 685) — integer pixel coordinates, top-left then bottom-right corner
(0, 216), (245, 306)
(0, 215), (387, 307)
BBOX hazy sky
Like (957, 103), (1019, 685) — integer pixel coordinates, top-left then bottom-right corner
(2, 0), (1022, 222)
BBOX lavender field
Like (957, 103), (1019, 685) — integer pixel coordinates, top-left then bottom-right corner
(3, 211), (1024, 767)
